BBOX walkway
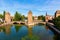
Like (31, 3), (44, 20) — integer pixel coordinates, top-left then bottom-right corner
(47, 22), (60, 34)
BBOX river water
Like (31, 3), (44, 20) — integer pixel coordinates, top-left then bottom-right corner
(0, 24), (55, 40)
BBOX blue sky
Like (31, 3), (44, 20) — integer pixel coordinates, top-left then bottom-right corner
(0, 0), (60, 16)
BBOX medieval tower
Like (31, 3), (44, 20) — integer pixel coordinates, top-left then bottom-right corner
(5, 12), (11, 23)
(28, 10), (33, 25)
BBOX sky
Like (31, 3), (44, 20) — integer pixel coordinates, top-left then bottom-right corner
(0, 0), (60, 16)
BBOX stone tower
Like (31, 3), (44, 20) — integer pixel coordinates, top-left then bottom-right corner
(5, 12), (11, 23)
(55, 10), (60, 18)
(28, 10), (33, 25)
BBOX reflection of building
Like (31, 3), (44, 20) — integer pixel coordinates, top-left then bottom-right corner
(28, 27), (32, 37)
(5, 12), (11, 23)
(28, 10), (33, 25)
(5, 25), (11, 34)
(45, 26), (49, 30)
(55, 10), (60, 18)
(45, 13), (53, 22)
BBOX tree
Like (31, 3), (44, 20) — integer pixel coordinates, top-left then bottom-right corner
(38, 16), (42, 20)
(14, 11), (21, 21)
(53, 16), (60, 29)
(41, 16), (45, 21)
(21, 35), (40, 40)
(21, 15), (25, 21)
(0, 14), (3, 18)
(14, 11), (26, 21)
(38, 15), (45, 21)
(3, 11), (5, 20)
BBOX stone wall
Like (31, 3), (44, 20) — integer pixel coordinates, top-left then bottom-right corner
(5, 12), (11, 23)
(55, 10), (60, 18)
(28, 11), (33, 24)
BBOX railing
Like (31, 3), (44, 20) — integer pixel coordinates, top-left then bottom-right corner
(46, 22), (60, 34)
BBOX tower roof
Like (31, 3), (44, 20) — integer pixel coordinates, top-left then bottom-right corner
(28, 10), (32, 14)
(5, 12), (10, 15)
(56, 10), (60, 14)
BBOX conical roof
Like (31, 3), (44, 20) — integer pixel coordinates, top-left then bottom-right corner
(28, 10), (32, 14)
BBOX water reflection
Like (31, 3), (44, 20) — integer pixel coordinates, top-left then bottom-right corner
(45, 26), (49, 30)
(0, 24), (56, 40)
(4, 25), (11, 35)
(14, 24), (22, 32)
(46, 25), (60, 40)
(32, 25), (54, 40)
(0, 25), (11, 35)
(21, 26), (40, 40)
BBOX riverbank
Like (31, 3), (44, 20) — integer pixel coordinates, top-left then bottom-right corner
(0, 22), (13, 27)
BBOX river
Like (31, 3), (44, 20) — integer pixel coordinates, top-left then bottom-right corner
(0, 24), (55, 40)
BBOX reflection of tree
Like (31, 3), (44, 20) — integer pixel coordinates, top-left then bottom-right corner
(15, 24), (22, 32)
(21, 35), (39, 40)
(53, 34), (60, 40)
(0, 27), (5, 32)
(0, 25), (11, 35)
(21, 26), (40, 40)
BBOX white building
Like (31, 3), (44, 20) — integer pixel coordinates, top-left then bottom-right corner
(0, 18), (3, 22)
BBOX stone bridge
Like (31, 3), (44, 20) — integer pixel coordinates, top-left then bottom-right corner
(0, 21), (46, 27)
(12, 21), (46, 25)
(12, 21), (26, 24)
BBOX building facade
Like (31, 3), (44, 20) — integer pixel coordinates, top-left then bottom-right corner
(34, 16), (38, 22)
(45, 13), (53, 22)
(55, 10), (60, 18)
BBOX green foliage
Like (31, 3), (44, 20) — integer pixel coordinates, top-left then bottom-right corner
(3, 11), (5, 20)
(0, 11), (6, 20)
(14, 11), (21, 21)
(32, 16), (34, 20)
(21, 15), (25, 21)
(15, 24), (22, 32)
(14, 11), (26, 21)
(0, 14), (3, 18)
(38, 16), (42, 20)
(53, 34), (60, 40)
(53, 16), (60, 29)
(21, 35), (40, 40)
(38, 15), (45, 21)
(0, 27), (5, 32)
